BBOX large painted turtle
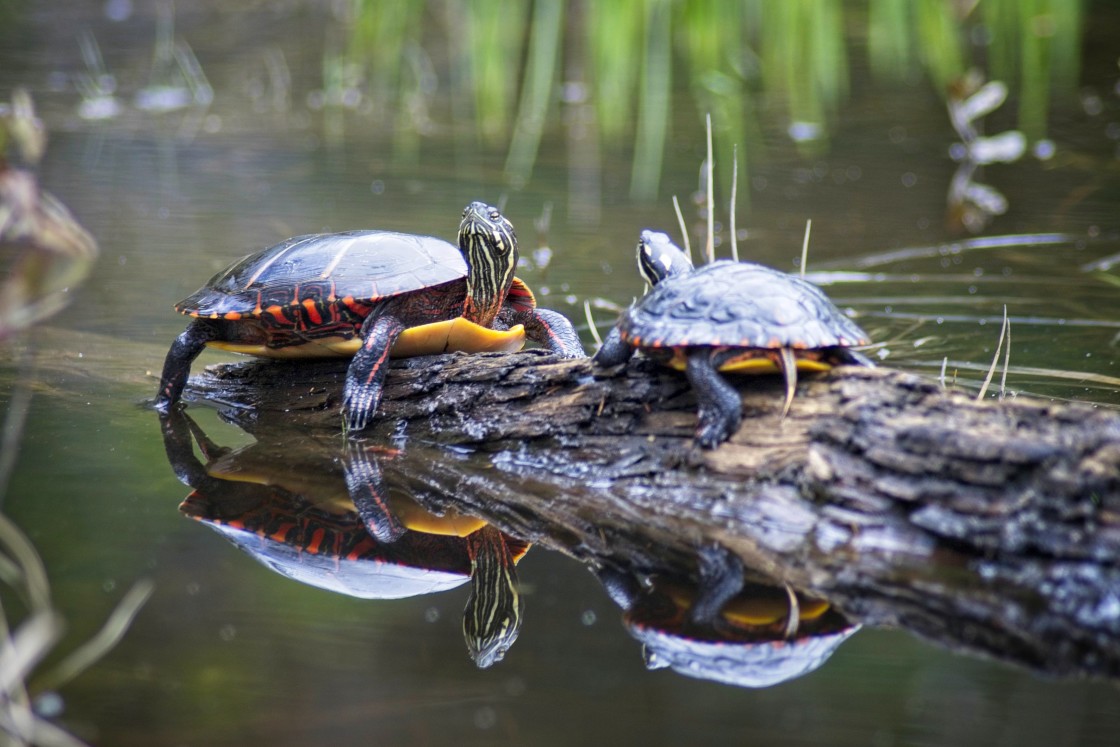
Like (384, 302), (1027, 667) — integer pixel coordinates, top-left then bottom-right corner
(599, 568), (860, 688)
(155, 202), (585, 431)
(594, 230), (872, 447)
(161, 411), (529, 667)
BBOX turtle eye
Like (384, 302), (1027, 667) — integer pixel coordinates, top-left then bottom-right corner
(489, 210), (501, 221)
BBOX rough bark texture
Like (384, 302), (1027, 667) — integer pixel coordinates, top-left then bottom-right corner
(186, 351), (1120, 680)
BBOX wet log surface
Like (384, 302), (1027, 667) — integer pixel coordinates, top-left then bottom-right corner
(185, 351), (1120, 680)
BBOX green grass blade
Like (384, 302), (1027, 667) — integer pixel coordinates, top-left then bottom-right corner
(505, 0), (565, 186)
(630, 0), (672, 201)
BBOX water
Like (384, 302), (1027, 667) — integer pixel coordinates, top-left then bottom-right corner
(2, 3), (1120, 745)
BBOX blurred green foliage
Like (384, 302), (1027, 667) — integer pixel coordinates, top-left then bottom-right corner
(344, 0), (1084, 199)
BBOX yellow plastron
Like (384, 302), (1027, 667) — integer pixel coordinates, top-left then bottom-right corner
(663, 582), (830, 626)
(206, 318), (526, 359)
(664, 349), (833, 375)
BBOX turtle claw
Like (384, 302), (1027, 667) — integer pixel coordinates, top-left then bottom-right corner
(341, 379), (381, 433)
(154, 388), (189, 416)
(781, 583), (801, 640)
(344, 410), (368, 434)
(694, 407), (741, 450)
(777, 346), (798, 418)
(342, 403), (372, 434)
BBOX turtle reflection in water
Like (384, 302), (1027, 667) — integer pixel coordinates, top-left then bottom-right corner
(599, 568), (859, 688)
(160, 410), (528, 667)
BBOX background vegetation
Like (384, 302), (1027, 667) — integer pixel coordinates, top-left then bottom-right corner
(345, 0), (1083, 198)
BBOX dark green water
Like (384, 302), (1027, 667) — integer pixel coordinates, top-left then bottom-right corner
(2, 3), (1120, 745)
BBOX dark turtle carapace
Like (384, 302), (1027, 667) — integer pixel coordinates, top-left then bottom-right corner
(594, 230), (872, 447)
(155, 202), (584, 430)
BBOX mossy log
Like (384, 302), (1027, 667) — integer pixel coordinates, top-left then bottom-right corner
(183, 351), (1120, 680)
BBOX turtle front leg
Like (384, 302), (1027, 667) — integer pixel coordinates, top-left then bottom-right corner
(688, 543), (745, 628)
(343, 314), (406, 432)
(343, 443), (406, 542)
(502, 306), (586, 358)
(159, 409), (211, 486)
(529, 308), (586, 357)
(684, 349), (742, 448)
(155, 319), (220, 413)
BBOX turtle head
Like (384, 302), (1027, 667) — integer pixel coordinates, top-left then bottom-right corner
(458, 202), (518, 327)
(637, 230), (693, 287)
(463, 526), (524, 669)
(464, 603), (523, 669)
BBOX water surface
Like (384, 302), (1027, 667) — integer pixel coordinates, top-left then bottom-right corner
(2, 3), (1120, 745)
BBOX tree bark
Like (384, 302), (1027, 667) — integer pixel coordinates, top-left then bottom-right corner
(184, 351), (1120, 680)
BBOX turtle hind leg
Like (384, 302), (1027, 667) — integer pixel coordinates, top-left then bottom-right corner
(685, 350), (742, 448)
(155, 319), (220, 413)
(343, 314), (406, 433)
(832, 346), (876, 368)
(777, 346), (799, 418)
(592, 326), (634, 368)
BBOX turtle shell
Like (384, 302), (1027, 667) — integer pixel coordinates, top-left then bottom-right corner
(181, 490), (478, 599)
(620, 260), (869, 351)
(180, 477), (531, 601)
(631, 619), (860, 689)
(166, 409), (532, 601)
(177, 230), (467, 319)
(622, 579), (861, 688)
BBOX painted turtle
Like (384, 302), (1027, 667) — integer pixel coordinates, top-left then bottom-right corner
(599, 567), (860, 688)
(155, 202), (585, 431)
(161, 411), (529, 667)
(594, 230), (872, 448)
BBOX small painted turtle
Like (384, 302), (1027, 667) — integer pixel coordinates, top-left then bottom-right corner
(594, 230), (872, 447)
(162, 411), (529, 667)
(155, 202), (585, 431)
(599, 567), (860, 688)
